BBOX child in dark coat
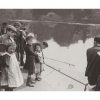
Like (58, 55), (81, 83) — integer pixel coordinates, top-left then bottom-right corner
(24, 36), (38, 87)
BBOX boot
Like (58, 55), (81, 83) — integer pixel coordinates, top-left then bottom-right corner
(26, 75), (36, 87)
(35, 73), (42, 81)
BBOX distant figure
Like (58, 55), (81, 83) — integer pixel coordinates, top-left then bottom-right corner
(85, 36), (100, 91)
(0, 22), (8, 35)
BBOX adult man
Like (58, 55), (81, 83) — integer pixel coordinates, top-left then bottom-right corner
(85, 36), (100, 91)
(14, 22), (26, 66)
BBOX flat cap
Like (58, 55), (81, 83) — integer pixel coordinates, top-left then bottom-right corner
(7, 25), (17, 32)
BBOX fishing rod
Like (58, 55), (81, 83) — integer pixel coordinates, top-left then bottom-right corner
(41, 51), (88, 88)
(43, 62), (88, 91)
(41, 51), (88, 90)
(43, 56), (75, 67)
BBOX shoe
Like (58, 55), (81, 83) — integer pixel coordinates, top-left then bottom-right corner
(31, 78), (36, 84)
(26, 83), (34, 87)
(35, 77), (42, 81)
(26, 78), (35, 87)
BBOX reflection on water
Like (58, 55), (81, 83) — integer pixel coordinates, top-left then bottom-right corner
(29, 23), (90, 46)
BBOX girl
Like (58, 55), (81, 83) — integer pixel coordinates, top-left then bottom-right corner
(0, 43), (24, 91)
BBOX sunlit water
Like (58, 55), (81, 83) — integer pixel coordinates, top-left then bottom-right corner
(43, 38), (94, 83)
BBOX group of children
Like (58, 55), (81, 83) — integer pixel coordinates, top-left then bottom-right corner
(0, 24), (48, 90)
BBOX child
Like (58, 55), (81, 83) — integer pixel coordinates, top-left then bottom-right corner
(0, 43), (24, 91)
(24, 36), (38, 87)
(34, 43), (44, 81)
(34, 42), (48, 81)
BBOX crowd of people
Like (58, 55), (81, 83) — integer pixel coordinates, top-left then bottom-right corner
(0, 22), (48, 91)
(1, 21), (100, 91)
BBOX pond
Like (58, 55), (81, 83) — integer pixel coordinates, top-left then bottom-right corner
(29, 23), (96, 84)
(43, 38), (94, 73)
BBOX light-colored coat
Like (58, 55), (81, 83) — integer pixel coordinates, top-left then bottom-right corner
(0, 53), (24, 87)
(0, 34), (15, 45)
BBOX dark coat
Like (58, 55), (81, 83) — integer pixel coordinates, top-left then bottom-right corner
(0, 54), (10, 82)
(0, 27), (7, 35)
(14, 30), (26, 54)
(24, 44), (38, 75)
(85, 46), (100, 78)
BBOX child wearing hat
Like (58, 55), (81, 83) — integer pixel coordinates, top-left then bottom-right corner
(24, 36), (38, 87)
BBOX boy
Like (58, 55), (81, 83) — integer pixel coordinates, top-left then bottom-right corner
(24, 36), (38, 87)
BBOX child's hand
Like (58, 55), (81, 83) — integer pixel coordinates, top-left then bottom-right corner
(0, 52), (8, 56)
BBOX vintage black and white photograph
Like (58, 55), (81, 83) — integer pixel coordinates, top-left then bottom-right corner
(0, 9), (100, 91)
